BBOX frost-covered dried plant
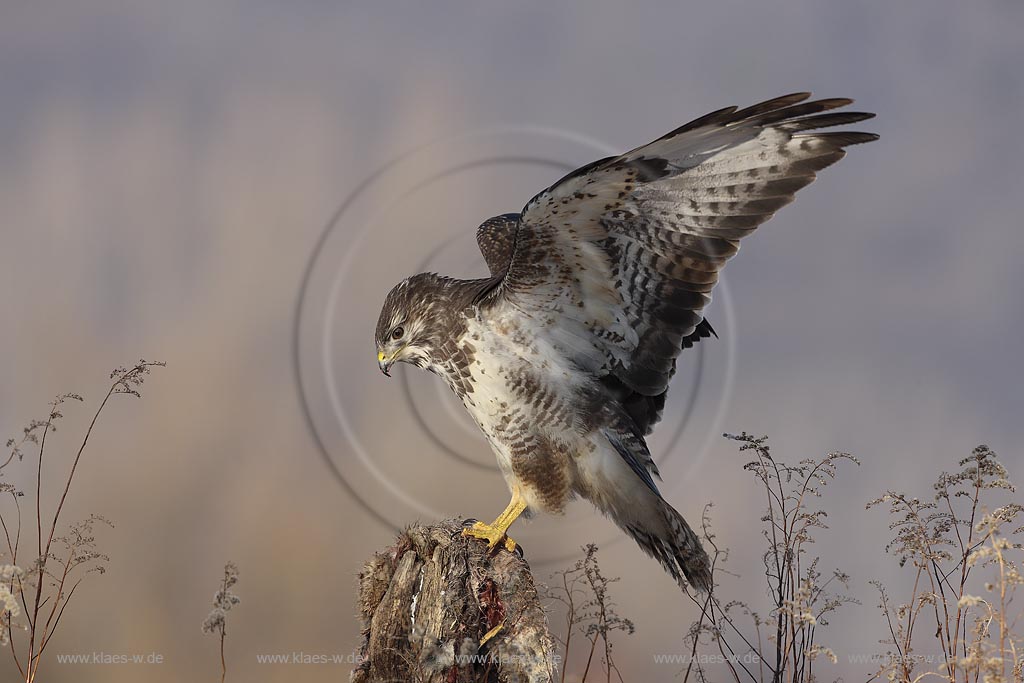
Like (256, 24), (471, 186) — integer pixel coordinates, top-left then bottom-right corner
(0, 360), (164, 683)
(683, 433), (859, 683)
(0, 565), (24, 647)
(202, 562), (241, 683)
(542, 544), (635, 683)
(867, 445), (1022, 683)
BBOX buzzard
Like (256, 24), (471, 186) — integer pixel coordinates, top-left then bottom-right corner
(375, 93), (876, 592)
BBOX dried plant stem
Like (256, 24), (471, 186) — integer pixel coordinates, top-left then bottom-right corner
(29, 378), (118, 679)
(867, 444), (1022, 683)
(1, 360), (163, 683)
(202, 561), (240, 683)
(680, 434), (859, 683)
(220, 629), (227, 683)
(558, 571), (576, 683)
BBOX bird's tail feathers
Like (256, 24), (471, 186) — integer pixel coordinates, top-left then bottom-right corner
(622, 501), (712, 593)
(599, 423), (712, 592)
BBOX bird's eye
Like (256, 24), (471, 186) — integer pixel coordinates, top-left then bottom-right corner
(391, 326), (405, 340)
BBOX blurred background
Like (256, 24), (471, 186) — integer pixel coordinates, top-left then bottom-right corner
(1, 2), (1022, 681)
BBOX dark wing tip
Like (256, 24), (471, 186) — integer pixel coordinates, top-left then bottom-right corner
(670, 93), (874, 141)
(816, 96), (855, 108)
(778, 111), (876, 133)
(749, 97), (857, 126)
(805, 131), (881, 146)
(850, 131), (881, 144)
(732, 92), (812, 119)
(660, 105), (739, 140)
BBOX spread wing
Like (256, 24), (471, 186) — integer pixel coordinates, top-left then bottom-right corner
(479, 93), (876, 432)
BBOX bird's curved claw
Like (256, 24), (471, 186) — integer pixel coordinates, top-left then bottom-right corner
(462, 520), (518, 555)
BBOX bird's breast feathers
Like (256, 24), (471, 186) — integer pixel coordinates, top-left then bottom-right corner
(450, 308), (600, 491)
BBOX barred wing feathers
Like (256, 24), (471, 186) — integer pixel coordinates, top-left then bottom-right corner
(488, 93), (876, 427)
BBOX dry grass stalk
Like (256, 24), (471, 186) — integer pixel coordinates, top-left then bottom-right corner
(677, 433), (858, 683)
(0, 360), (164, 683)
(867, 445), (1022, 683)
(541, 543), (635, 683)
(202, 561), (241, 683)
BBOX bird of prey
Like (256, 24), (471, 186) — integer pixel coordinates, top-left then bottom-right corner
(375, 93), (876, 592)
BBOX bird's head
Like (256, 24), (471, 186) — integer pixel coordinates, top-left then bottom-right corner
(374, 273), (447, 376)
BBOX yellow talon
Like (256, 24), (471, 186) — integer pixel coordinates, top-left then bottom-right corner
(479, 623), (503, 646)
(462, 521), (518, 553)
(462, 485), (527, 554)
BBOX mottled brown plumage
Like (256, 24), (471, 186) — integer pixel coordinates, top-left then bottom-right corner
(375, 93), (877, 592)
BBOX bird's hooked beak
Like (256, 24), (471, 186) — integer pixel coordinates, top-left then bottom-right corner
(377, 350), (393, 377)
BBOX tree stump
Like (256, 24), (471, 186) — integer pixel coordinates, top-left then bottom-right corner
(352, 519), (557, 683)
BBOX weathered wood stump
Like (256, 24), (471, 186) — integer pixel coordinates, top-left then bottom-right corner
(352, 519), (557, 683)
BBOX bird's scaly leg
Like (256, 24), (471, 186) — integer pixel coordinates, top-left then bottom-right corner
(462, 485), (527, 554)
